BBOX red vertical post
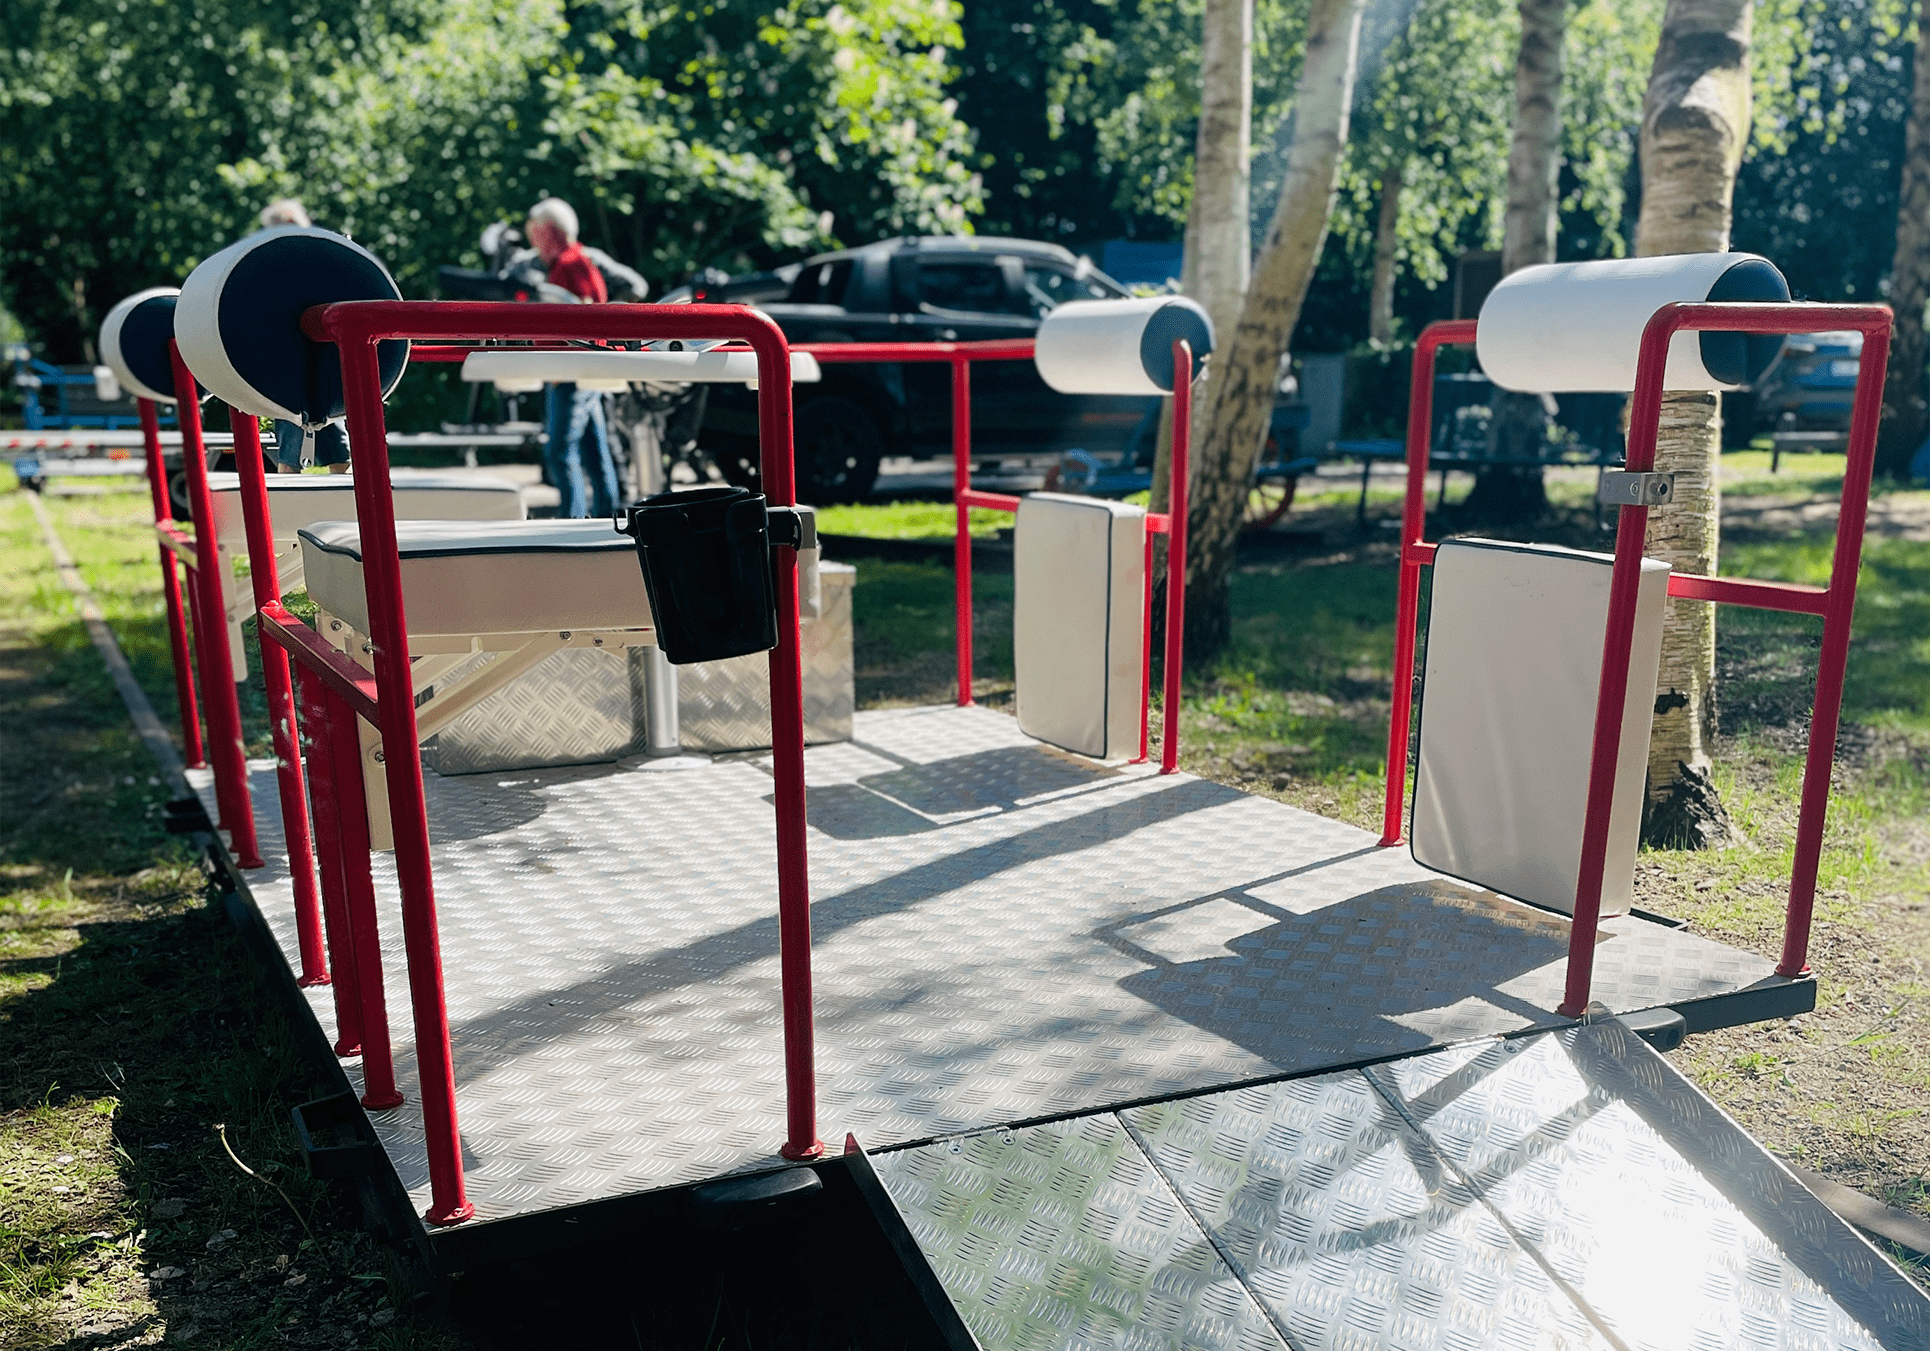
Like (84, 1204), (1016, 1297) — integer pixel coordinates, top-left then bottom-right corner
(320, 683), (402, 1108)
(1779, 317), (1890, 977)
(294, 667), (365, 1051)
(228, 411), (329, 984)
(1380, 320), (1475, 846)
(139, 397), (205, 768)
(1556, 311), (1672, 1019)
(755, 332), (823, 1164)
(334, 339), (472, 1224)
(169, 344), (262, 868)
(1137, 531), (1155, 764)
(952, 356), (975, 706)
(1160, 340), (1191, 775)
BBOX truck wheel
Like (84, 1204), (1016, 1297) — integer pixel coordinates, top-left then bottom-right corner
(794, 397), (884, 503)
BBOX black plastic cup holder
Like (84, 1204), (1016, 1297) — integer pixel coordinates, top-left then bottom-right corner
(616, 486), (815, 665)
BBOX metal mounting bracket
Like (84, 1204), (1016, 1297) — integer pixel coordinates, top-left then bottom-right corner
(1597, 470), (1675, 507)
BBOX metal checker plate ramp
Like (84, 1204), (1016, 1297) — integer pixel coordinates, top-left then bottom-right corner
(874, 1023), (1929, 1351)
(205, 704), (1789, 1228)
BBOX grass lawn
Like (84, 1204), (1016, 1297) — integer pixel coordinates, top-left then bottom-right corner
(0, 470), (458, 1349)
(2, 447), (1924, 1344)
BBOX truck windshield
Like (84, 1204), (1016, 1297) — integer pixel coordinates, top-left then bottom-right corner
(1022, 265), (1128, 317)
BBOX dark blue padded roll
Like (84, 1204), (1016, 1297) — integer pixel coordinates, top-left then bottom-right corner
(176, 227), (408, 425)
(98, 288), (193, 404)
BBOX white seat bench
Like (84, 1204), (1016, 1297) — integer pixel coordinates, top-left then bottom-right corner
(297, 516), (827, 843)
(204, 470), (525, 673)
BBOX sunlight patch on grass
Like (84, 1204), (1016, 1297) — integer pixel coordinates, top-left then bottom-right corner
(814, 501), (1009, 540)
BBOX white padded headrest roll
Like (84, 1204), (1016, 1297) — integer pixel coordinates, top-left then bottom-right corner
(1034, 296), (1213, 396)
(176, 226), (410, 425)
(1477, 253), (1790, 394)
(460, 348), (822, 393)
(98, 288), (188, 404)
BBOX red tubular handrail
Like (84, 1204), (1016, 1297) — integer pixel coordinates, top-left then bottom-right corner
(268, 301), (818, 1225)
(1383, 303), (1890, 1019)
(138, 397), (206, 768)
(167, 343), (262, 868)
(952, 357), (974, 705)
(227, 411), (330, 985)
(792, 337), (1191, 765)
(1381, 319), (1478, 845)
(1160, 341), (1192, 775)
(292, 664), (366, 1059)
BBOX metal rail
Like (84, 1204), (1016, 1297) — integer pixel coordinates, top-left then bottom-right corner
(220, 301), (820, 1226)
(800, 338), (1191, 771)
(1382, 303), (1891, 1017)
(166, 345), (262, 868)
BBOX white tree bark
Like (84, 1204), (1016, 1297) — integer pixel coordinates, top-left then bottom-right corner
(1503, 0), (1566, 274)
(1154, 0), (1254, 516)
(1186, 0), (1366, 651)
(1473, 0), (1566, 516)
(1368, 159), (1405, 346)
(1636, 0), (1751, 806)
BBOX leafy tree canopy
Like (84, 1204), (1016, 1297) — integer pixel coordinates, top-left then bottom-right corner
(0, 0), (977, 362)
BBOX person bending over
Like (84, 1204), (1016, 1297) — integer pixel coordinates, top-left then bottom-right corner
(526, 197), (618, 518)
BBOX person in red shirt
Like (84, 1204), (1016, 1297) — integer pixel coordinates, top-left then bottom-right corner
(526, 197), (617, 516)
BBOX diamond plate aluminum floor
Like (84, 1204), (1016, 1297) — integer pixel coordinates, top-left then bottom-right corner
(874, 1022), (1930, 1351)
(202, 703), (1792, 1233)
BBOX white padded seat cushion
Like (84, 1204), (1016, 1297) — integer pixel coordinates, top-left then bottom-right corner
(1410, 538), (1669, 917)
(206, 471), (526, 542)
(297, 519), (652, 638)
(1013, 493), (1145, 760)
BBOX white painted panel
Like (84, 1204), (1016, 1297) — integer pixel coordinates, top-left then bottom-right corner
(1411, 539), (1669, 916)
(1014, 493), (1146, 760)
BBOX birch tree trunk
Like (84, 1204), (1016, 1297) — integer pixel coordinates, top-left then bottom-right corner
(1878, 0), (1930, 480)
(1636, 0), (1752, 844)
(1185, 0), (1366, 654)
(1469, 0), (1566, 520)
(1368, 159), (1405, 347)
(1153, 0), (1254, 517)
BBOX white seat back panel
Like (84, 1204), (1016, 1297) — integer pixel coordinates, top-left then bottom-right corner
(206, 470), (526, 544)
(1411, 538), (1669, 917)
(1014, 493), (1146, 761)
(297, 519), (653, 638)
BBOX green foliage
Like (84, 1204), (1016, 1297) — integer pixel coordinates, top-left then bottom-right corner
(0, 0), (557, 360)
(0, 0), (979, 363)
(545, 0), (981, 280)
(1326, 0), (1659, 346)
(1736, 0), (1915, 302)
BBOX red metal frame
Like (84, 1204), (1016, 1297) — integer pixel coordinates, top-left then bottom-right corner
(137, 397), (206, 769)
(216, 301), (817, 1226)
(801, 338), (1191, 769)
(226, 410), (330, 984)
(166, 343), (262, 868)
(1381, 303), (1891, 1018)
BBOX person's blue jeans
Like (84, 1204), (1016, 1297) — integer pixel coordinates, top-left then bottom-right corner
(544, 383), (618, 518)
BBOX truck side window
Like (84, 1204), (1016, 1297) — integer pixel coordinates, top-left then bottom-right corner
(919, 261), (1011, 314)
(1021, 265), (1124, 317)
(789, 260), (852, 305)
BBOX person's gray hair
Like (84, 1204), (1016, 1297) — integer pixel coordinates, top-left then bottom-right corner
(260, 198), (311, 229)
(527, 197), (579, 244)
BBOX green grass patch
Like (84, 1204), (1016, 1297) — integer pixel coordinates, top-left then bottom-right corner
(814, 501), (1009, 540)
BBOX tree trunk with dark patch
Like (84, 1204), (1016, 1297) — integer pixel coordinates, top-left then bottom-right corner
(1154, 0), (1255, 520)
(1368, 159), (1405, 347)
(1636, 0), (1752, 847)
(1471, 0), (1567, 520)
(1878, 0), (1930, 480)
(1184, 0), (1366, 658)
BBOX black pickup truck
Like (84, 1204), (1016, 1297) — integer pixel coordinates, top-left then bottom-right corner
(676, 237), (1158, 502)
